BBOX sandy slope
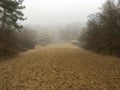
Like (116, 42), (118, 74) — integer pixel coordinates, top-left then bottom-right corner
(0, 43), (120, 90)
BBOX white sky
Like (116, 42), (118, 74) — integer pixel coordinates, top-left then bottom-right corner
(23, 0), (105, 27)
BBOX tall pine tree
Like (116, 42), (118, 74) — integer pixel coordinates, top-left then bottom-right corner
(0, 0), (25, 32)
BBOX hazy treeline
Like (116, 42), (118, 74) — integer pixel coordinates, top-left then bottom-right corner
(0, 0), (50, 56)
(59, 23), (82, 42)
(34, 27), (52, 45)
(0, 27), (38, 56)
(79, 0), (120, 56)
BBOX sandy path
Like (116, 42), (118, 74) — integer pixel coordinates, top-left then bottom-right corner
(0, 43), (120, 90)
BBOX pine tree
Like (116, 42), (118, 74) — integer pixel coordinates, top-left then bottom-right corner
(0, 0), (26, 32)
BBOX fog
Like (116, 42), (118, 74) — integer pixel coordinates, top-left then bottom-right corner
(23, 0), (105, 27)
(21, 0), (106, 44)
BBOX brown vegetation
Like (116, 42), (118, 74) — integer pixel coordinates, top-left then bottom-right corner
(79, 0), (120, 56)
(0, 28), (37, 57)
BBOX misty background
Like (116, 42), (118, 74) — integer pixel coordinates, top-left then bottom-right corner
(21, 0), (106, 43)
(23, 0), (105, 27)
(3, 0), (118, 56)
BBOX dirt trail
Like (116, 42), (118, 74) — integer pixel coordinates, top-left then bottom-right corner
(0, 43), (120, 90)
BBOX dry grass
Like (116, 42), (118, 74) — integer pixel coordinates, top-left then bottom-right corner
(0, 43), (120, 90)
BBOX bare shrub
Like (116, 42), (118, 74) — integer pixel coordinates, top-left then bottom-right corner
(79, 0), (120, 56)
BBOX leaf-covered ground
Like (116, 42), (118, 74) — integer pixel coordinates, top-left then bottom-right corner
(0, 43), (120, 90)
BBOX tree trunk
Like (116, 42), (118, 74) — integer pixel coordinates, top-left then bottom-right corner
(1, 9), (6, 32)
